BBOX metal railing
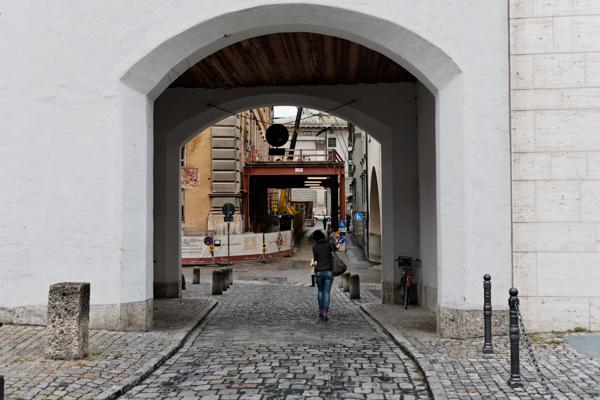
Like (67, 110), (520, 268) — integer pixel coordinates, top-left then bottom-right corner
(248, 148), (343, 163)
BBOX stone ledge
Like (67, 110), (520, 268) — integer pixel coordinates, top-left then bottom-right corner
(438, 306), (508, 339)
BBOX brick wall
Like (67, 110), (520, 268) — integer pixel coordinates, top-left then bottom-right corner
(510, 0), (600, 331)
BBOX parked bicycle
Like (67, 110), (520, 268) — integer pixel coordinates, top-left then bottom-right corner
(395, 255), (421, 309)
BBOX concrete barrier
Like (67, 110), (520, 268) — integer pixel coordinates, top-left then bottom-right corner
(349, 274), (360, 299)
(342, 272), (351, 292)
(212, 270), (223, 295)
(46, 282), (90, 360)
(193, 267), (201, 284)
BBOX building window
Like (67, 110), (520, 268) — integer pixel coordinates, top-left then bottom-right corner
(180, 146), (185, 167)
(327, 137), (336, 148)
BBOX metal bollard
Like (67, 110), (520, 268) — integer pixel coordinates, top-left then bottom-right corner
(342, 272), (351, 292)
(181, 274), (186, 290)
(507, 287), (523, 388)
(193, 267), (201, 284)
(221, 269), (228, 291)
(349, 274), (360, 299)
(212, 269), (223, 295)
(482, 274), (494, 354)
(1, 374), (4, 400)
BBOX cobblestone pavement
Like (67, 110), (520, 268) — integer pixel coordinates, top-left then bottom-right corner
(0, 298), (215, 400)
(122, 281), (431, 399)
(363, 304), (600, 400)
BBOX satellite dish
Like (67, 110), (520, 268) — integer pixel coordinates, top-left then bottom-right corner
(266, 124), (289, 147)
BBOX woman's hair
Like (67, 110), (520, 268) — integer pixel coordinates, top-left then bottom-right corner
(312, 230), (325, 242)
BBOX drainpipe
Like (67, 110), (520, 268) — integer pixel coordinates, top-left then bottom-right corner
(365, 133), (369, 259)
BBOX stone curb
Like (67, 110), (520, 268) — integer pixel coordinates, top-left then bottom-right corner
(94, 299), (218, 400)
(359, 303), (446, 399)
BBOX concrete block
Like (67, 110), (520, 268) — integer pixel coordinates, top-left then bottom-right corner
(535, 180), (580, 222)
(510, 0), (534, 18)
(551, 152), (587, 179)
(587, 152), (600, 178)
(193, 267), (200, 284)
(513, 222), (596, 251)
(46, 282), (90, 360)
(212, 148), (237, 160)
(349, 274), (360, 299)
(586, 52), (600, 86)
(212, 270), (223, 295)
(510, 18), (554, 54)
(554, 16), (600, 52)
(512, 180), (536, 222)
(511, 89), (562, 110)
(535, 110), (600, 151)
(537, 252), (600, 297)
(513, 252), (537, 297)
(510, 55), (534, 89)
(511, 111), (535, 152)
(534, 53), (586, 88)
(580, 181), (600, 221)
(512, 152), (551, 180)
(519, 296), (590, 332)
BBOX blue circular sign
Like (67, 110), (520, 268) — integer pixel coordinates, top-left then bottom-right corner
(339, 220), (347, 228)
(337, 236), (346, 244)
(353, 211), (364, 222)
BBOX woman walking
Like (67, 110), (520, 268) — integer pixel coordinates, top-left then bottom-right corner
(311, 230), (339, 321)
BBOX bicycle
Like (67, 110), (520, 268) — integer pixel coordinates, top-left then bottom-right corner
(395, 255), (420, 309)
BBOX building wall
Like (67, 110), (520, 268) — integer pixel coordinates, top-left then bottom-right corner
(182, 128), (212, 234)
(510, 0), (600, 331)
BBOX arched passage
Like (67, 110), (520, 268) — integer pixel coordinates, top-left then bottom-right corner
(119, 3), (511, 337)
(368, 167), (382, 262)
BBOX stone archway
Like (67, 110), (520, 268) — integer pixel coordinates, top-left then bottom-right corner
(118, 3), (510, 337)
(368, 167), (382, 262)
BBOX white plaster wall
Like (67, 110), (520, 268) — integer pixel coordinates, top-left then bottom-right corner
(0, 1), (510, 327)
(510, 0), (600, 331)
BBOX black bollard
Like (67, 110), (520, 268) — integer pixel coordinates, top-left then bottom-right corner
(181, 274), (186, 291)
(212, 270), (223, 295)
(482, 274), (494, 354)
(507, 287), (523, 388)
(1, 374), (4, 400)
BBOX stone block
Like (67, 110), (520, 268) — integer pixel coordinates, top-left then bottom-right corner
(513, 252), (537, 297)
(513, 222), (596, 251)
(212, 159), (238, 171)
(46, 282), (90, 360)
(509, 0), (533, 18)
(512, 180), (536, 222)
(349, 274), (360, 299)
(510, 18), (554, 54)
(535, 110), (600, 151)
(534, 53), (586, 88)
(561, 88), (600, 109)
(587, 152), (600, 178)
(535, 180), (580, 222)
(437, 307), (508, 339)
(511, 89), (562, 111)
(533, 0), (573, 16)
(221, 269), (228, 291)
(519, 296), (590, 332)
(212, 171), (237, 182)
(550, 152), (587, 179)
(212, 270), (223, 295)
(212, 137), (238, 148)
(193, 267), (200, 284)
(211, 182), (238, 193)
(537, 252), (600, 297)
(212, 148), (237, 160)
(586, 52), (600, 86)
(212, 124), (237, 137)
(511, 111), (535, 152)
(342, 272), (351, 292)
(554, 16), (600, 52)
(512, 153), (551, 180)
(580, 181), (600, 221)
(510, 55), (534, 89)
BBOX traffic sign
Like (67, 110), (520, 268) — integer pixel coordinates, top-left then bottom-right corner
(339, 220), (347, 228)
(222, 203), (235, 222)
(337, 235), (346, 244)
(203, 236), (213, 246)
(353, 211), (364, 222)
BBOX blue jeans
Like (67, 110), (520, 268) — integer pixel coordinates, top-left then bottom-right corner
(315, 270), (333, 311)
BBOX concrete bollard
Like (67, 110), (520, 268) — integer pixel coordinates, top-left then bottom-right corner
(193, 267), (201, 284)
(224, 267), (231, 288)
(342, 272), (351, 292)
(221, 269), (228, 291)
(228, 267), (234, 286)
(212, 269), (223, 295)
(338, 275), (344, 288)
(46, 282), (90, 360)
(349, 274), (360, 299)
(181, 274), (186, 290)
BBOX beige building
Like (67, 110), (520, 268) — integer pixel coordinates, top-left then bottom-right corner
(181, 108), (272, 236)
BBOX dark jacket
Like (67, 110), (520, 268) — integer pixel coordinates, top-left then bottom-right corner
(312, 239), (337, 272)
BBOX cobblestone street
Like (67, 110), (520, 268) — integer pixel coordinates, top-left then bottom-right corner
(121, 281), (430, 400)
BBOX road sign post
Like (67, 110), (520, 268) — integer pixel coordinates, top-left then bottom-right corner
(222, 203), (235, 266)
